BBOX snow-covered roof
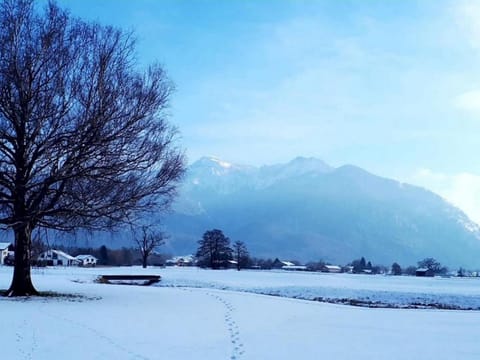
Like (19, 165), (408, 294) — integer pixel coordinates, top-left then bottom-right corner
(0, 242), (11, 250)
(324, 265), (341, 270)
(416, 268), (429, 272)
(282, 265), (307, 270)
(54, 250), (77, 260)
(166, 255), (194, 263)
(76, 254), (98, 260)
(41, 249), (78, 261)
(281, 261), (295, 266)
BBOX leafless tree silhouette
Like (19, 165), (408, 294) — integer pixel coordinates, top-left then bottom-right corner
(133, 226), (166, 268)
(0, 0), (185, 295)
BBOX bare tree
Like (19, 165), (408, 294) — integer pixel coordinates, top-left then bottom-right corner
(196, 229), (232, 269)
(0, 0), (185, 296)
(232, 240), (249, 271)
(417, 258), (447, 275)
(133, 226), (165, 268)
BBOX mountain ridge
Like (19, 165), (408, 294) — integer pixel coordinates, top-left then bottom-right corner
(164, 156), (480, 268)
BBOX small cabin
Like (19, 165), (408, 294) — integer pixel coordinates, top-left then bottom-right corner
(76, 254), (98, 267)
(165, 255), (195, 266)
(272, 258), (295, 269)
(415, 268), (434, 277)
(322, 265), (342, 273)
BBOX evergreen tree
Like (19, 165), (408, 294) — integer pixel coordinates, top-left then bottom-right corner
(352, 257), (367, 273)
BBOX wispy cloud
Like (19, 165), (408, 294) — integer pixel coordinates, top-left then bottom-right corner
(454, 90), (480, 112)
(454, 0), (480, 50)
(409, 168), (480, 224)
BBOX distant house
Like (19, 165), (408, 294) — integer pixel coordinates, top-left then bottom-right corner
(272, 258), (295, 269)
(38, 249), (80, 266)
(76, 254), (98, 267)
(227, 260), (238, 269)
(0, 242), (12, 265)
(166, 255), (195, 267)
(282, 265), (308, 271)
(416, 268), (435, 277)
(322, 265), (342, 273)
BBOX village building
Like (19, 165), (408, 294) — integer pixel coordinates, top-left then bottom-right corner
(272, 258), (295, 269)
(0, 242), (12, 265)
(322, 265), (342, 273)
(76, 254), (98, 267)
(38, 249), (80, 266)
(282, 265), (308, 271)
(166, 255), (195, 266)
(416, 268), (435, 277)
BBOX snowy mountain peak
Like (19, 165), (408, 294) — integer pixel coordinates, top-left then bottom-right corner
(169, 156), (480, 267)
(188, 156), (337, 190)
(207, 156), (233, 169)
(191, 156), (241, 170)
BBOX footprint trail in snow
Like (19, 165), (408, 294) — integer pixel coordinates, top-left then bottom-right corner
(207, 291), (246, 360)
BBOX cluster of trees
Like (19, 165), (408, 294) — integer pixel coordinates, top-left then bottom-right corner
(196, 229), (250, 270)
(26, 231), (463, 277)
(417, 258), (448, 275)
(195, 234), (457, 276)
(390, 258), (449, 276)
(42, 244), (171, 267)
(349, 257), (387, 274)
(8, 222), (170, 268)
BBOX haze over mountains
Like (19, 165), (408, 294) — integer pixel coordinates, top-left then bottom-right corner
(163, 156), (480, 268)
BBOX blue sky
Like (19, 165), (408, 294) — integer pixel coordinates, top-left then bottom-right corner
(55, 0), (480, 222)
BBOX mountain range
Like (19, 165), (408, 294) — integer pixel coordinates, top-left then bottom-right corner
(161, 156), (480, 268)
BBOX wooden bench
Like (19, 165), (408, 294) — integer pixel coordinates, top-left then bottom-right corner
(98, 275), (161, 286)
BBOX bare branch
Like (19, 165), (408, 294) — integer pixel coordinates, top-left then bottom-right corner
(0, 0), (185, 295)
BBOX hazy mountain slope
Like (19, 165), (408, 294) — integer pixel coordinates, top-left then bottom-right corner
(164, 157), (480, 268)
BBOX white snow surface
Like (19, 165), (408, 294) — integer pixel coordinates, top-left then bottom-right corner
(1, 266), (480, 359)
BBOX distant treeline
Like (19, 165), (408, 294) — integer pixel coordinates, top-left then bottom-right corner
(26, 238), (478, 276)
(35, 244), (172, 267)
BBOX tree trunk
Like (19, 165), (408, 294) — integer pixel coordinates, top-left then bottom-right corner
(142, 255), (147, 268)
(7, 224), (38, 296)
(210, 251), (215, 269)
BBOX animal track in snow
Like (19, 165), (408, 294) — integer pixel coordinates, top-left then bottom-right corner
(206, 291), (245, 360)
(14, 319), (36, 360)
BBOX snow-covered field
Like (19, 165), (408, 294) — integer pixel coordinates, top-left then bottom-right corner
(1, 266), (480, 359)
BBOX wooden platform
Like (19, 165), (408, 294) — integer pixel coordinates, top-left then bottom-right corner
(98, 275), (161, 286)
